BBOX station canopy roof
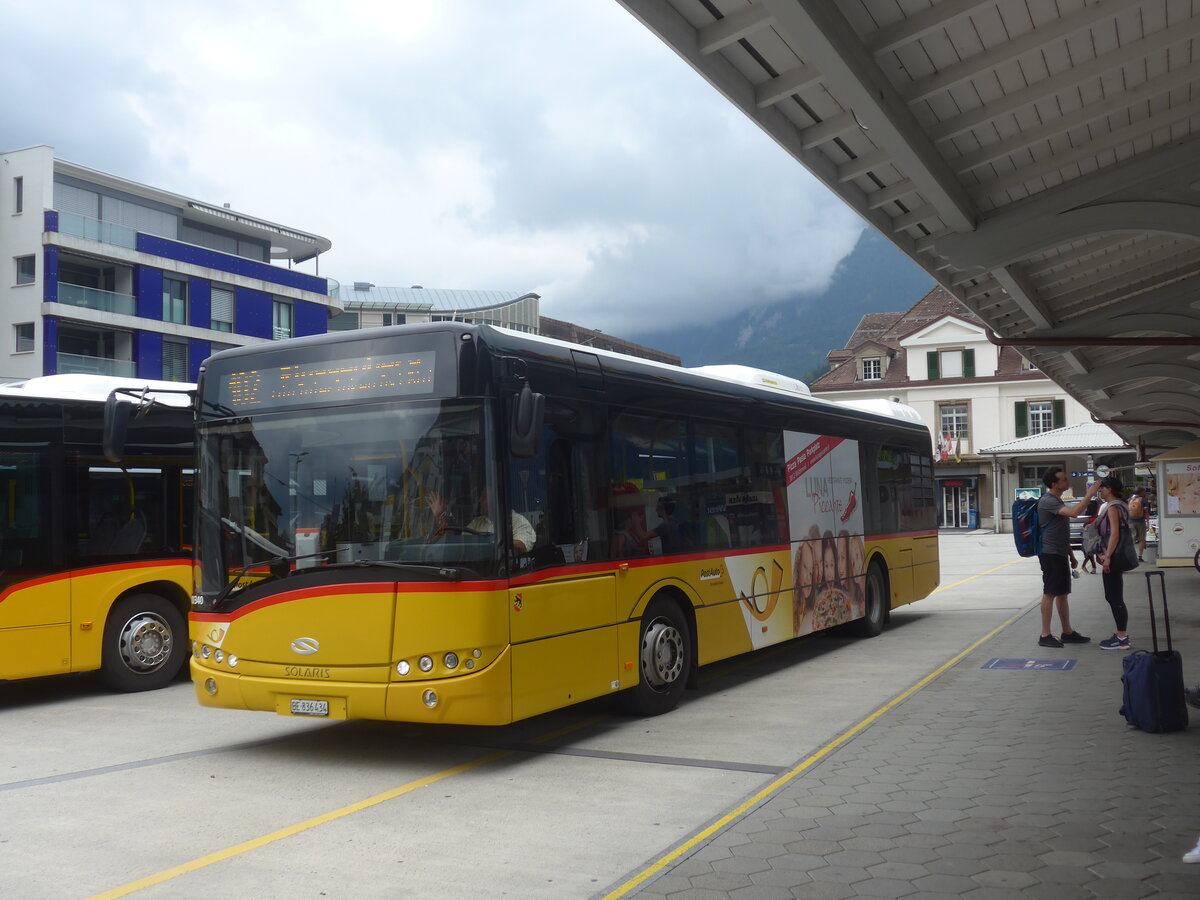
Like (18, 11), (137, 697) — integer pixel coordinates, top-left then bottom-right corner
(979, 421), (1130, 457)
(618, 0), (1200, 454)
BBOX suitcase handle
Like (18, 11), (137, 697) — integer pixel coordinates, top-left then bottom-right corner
(1144, 570), (1173, 654)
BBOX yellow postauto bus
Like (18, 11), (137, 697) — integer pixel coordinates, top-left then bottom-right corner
(0, 375), (194, 691)
(182, 323), (938, 724)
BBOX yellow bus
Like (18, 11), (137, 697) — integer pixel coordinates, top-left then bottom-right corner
(0, 375), (194, 691)
(180, 324), (937, 723)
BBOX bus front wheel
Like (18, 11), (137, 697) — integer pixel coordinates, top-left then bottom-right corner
(625, 597), (691, 717)
(849, 562), (888, 638)
(101, 593), (187, 692)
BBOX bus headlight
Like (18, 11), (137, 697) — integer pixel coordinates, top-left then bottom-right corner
(443, 652), (459, 669)
(214, 650), (225, 664)
(396, 660), (411, 676)
(204, 678), (218, 695)
(422, 690), (438, 708)
(418, 655), (433, 673)
(200, 645), (211, 659)
(227, 655), (238, 668)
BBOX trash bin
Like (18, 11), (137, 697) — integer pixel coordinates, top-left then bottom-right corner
(969, 509), (978, 529)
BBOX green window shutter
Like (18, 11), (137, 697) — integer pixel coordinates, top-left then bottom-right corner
(963, 349), (975, 377)
(1015, 402), (1028, 438)
(1053, 399), (1065, 429)
(927, 351), (939, 380)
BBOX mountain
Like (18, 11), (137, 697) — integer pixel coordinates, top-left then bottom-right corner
(634, 230), (935, 383)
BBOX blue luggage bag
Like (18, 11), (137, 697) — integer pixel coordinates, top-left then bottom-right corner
(1119, 571), (1188, 733)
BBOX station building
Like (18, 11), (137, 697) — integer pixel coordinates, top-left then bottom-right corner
(0, 145), (335, 383)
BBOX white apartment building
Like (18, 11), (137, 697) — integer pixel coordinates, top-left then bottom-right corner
(1, 145), (336, 383)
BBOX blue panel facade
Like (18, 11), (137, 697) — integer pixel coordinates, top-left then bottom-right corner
(137, 267), (164, 320)
(44, 210), (58, 232)
(295, 300), (327, 337)
(42, 246), (59, 303)
(136, 233), (327, 294)
(189, 339), (211, 382)
(190, 277), (211, 329)
(236, 288), (273, 339)
(42, 316), (58, 376)
(136, 331), (163, 380)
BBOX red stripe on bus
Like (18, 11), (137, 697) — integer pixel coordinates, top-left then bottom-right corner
(0, 558), (191, 605)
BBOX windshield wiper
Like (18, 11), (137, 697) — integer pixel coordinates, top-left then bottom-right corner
(210, 548), (337, 610)
(318, 560), (466, 581)
(221, 517), (291, 557)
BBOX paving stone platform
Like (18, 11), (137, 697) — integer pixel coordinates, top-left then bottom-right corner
(627, 562), (1200, 899)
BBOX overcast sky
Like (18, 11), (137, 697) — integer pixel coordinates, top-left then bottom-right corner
(1, 0), (867, 337)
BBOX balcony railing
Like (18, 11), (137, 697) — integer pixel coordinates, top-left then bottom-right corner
(57, 353), (137, 377)
(55, 211), (138, 250)
(56, 283), (137, 317)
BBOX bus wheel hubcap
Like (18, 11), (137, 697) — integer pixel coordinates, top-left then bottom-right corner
(120, 614), (172, 671)
(641, 620), (684, 688)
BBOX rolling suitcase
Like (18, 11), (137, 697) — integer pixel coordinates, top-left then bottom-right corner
(1119, 571), (1188, 732)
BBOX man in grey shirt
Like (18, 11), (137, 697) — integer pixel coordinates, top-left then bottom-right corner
(1036, 467), (1101, 648)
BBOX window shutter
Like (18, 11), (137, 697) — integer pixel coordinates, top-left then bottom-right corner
(963, 349), (975, 377)
(211, 286), (235, 329)
(1053, 399), (1065, 429)
(927, 351), (939, 380)
(162, 340), (188, 382)
(1015, 402), (1028, 438)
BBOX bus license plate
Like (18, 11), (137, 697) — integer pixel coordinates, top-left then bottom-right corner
(290, 699), (329, 717)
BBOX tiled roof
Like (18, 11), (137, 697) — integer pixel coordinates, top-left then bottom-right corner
(979, 422), (1131, 455)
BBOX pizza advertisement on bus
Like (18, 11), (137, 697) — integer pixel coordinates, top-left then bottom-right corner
(784, 431), (865, 638)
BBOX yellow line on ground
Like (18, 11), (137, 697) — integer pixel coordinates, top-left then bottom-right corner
(601, 605), (1028, 900)
(930, 557), (1024, 594)
(86, 715), (611, 899)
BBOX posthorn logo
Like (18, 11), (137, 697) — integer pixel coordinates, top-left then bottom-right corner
(290, 637), (320, 655)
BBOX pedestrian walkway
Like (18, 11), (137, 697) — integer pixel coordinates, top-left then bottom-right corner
(618, 556), (1200, 898)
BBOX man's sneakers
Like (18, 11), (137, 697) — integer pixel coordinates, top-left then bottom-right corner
(1039, 632), (1090, 648)
(1099, 634), (1131, 650)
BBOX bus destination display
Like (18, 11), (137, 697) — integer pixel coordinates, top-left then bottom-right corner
(222, 351), (437, 409)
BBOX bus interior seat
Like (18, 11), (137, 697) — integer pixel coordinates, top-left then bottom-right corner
(93, 510), (147, 555)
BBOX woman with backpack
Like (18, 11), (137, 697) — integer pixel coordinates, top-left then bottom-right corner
(1096, 475), (1132, 650)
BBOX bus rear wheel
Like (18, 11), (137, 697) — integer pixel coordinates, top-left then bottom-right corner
(849, 562), (887, 638)
(101, 593), (187, 692)
(624, 597), (691, 717)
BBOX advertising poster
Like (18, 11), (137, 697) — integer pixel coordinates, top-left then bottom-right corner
(1164, 462), (1200, 516)
(783, 432), (865, 637)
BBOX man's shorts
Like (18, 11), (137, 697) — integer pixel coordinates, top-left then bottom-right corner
(1130, 520), (1146, 543)
(1039, 554), (1071, 597)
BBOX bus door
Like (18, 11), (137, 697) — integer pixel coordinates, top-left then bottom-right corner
(0, 448), (70, 679)
(506, 406), (619, 720)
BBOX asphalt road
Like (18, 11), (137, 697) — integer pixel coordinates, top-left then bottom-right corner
(1, 534), (1044, 899)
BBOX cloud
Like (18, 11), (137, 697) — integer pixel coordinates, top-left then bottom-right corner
(0, 0), (863, 336)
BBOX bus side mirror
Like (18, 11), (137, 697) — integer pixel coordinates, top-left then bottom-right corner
(509, 384), (544, 459)
(103, 393), (133, 463)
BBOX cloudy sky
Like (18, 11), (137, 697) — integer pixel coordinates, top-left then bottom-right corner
(1, 0), (867, 336)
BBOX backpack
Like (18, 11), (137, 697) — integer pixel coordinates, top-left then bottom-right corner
(1081, 518), (1102, 557)
(1012, 497), (1042, 557)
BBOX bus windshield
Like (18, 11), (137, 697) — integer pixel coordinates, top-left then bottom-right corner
(197, 399), (500, 594)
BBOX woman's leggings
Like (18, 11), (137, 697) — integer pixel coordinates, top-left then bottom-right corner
(1102, 571), (1128, 632)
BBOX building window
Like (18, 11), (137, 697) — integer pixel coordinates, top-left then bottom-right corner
(926, 348), (975, 380)
(272, 299), (293, 340)
(939, 403), (969, 438)
(15, 255), (35, 285)
(14, 177), (23, 214)
(1015, 399), (1064, 437)
(163, 277), (188, 324)
(210, 285), (235, 332)
(14, 322), (34, 352)
(162, 339), (188, 382)
(328, 311), (360, 331)
(861, 357), (882, 380)
(1028, 401), (1053, 435)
